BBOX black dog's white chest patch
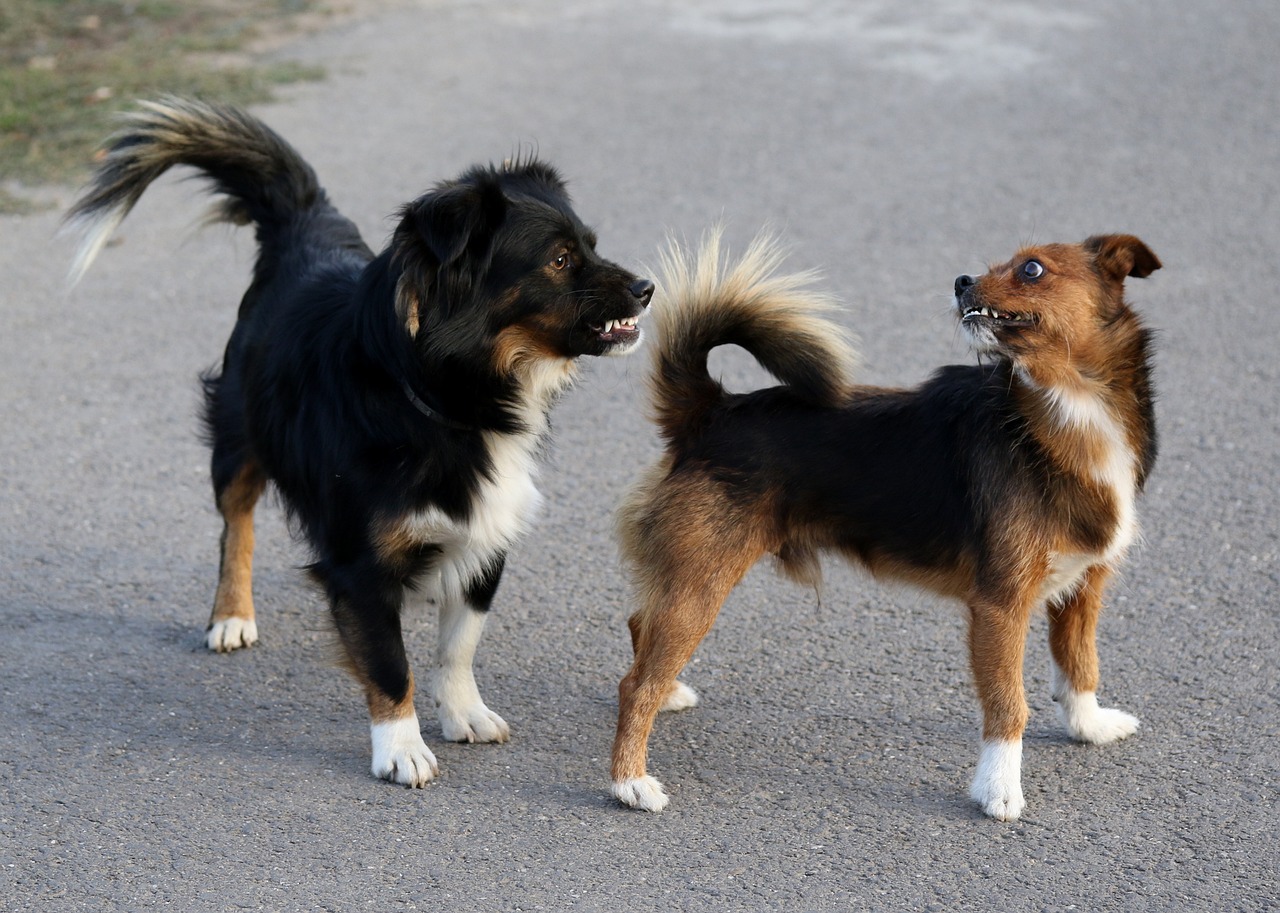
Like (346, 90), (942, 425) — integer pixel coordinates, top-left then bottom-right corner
(400, 430), (545, 593)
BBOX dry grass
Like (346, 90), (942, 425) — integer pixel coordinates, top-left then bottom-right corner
(0, 0), (326, 212)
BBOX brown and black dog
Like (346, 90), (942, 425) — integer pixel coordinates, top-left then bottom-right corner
(612, 231), (1159, 820)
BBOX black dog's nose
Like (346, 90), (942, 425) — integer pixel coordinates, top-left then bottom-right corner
(954, 274), (976, 297)
(629, 278), (655, 308)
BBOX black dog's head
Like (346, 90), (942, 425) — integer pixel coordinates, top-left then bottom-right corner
(391, 161), (653, 388)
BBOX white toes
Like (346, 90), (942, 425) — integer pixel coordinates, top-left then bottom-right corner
(970, 739), (1025, 821)
(206, 617), (258, 652)
(433, 603), (510, 744)
(660, 681), (700, 713)
(1051, 663), (1140, 745)
(370, 715), (439, 787)
(613, 775), (670, 812)
(973, 781), (1025, 822)
(440, 703), (510, 744)
(1056, 690), (1140, 744)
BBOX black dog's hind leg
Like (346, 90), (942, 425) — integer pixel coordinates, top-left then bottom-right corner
(322, 556), (438, 787)
(207, 456), (266, 652)
(203, 358), (267, 652)
(434, 553), (512, 744)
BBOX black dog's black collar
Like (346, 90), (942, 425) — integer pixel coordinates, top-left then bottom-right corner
(401, 381), (477, 432)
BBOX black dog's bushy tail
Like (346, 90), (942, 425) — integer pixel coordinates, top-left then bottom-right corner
(649, 228), (858, 443)
(65, 96), (323, 284)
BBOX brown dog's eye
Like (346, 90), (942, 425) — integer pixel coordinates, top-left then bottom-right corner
(1022, 260), (1044, 280)
(551, 251), (571, 271)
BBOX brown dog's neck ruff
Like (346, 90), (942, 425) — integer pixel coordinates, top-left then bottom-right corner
(400, 380), (477, 432)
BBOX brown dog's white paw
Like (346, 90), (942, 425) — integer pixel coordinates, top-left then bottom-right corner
(370, 716), (438, 787)
(613, 775), (669, 812)
(660, 681), (700, 712)
(1056, 692), (1140, 745)
(970, 739), (1025, 821)
(206, 617), (258, 652)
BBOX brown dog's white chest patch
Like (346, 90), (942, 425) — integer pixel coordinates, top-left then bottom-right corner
(1034, 379), (1140, 602)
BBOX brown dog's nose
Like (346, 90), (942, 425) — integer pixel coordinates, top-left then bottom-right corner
(954, 274), (976, 297)
(630, 278), (655, 308)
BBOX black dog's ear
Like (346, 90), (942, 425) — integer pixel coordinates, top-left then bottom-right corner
(393, 172), (508, 335)
(407, 175), (507, 267)
(1084, 234), (1162, 281)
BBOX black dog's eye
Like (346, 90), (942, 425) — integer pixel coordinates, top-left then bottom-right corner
(551, 251), (571, 271)
(1022, 260), (1044, 280)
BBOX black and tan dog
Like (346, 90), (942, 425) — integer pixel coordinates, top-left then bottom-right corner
(612, 231), (1159, 819)
(66, 97), (653, 786)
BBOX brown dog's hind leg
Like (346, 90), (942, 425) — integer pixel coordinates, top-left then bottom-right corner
(612, 495), (767, 812)
(626, 613), (700, 714)
(207, 461), (266, 652)
(612, 590), (729, 812)
(1048, 564), (1140, 744)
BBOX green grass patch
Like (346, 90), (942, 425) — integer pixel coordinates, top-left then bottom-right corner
(0, 0), (325, 211)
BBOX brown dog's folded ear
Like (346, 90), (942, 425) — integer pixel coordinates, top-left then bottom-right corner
(1084, 234), (1162, 281)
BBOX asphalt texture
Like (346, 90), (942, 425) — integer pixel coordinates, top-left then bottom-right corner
(2, 1), (1277, 910)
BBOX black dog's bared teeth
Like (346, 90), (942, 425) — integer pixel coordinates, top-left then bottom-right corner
(596, 316), (641, 338)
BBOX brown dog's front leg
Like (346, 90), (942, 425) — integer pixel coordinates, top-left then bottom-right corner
(967, 593), (1036, 821)
(1048, 564), (1140, 744)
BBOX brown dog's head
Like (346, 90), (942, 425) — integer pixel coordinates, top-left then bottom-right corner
(953, 234), (1160, 377)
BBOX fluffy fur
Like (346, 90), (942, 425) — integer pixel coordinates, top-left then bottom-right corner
(612, 230), (1160, 819)
(66, 97), (653, 785)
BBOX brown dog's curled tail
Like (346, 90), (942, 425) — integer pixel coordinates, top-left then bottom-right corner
(649, 228), (857, 443)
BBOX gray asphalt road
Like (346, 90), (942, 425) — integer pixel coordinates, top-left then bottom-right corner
(2, 1), (1277, 910)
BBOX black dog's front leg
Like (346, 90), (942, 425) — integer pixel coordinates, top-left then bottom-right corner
(320, 556), (438, 787)
(434, 552), (511, 743)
